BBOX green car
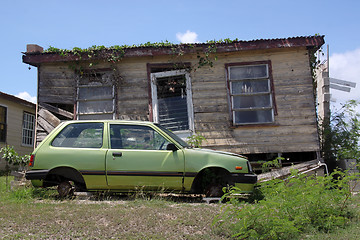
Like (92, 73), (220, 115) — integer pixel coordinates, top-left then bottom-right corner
(26, 120), (257, 197)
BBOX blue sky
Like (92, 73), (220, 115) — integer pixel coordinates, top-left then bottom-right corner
(1, 0), (359, 110)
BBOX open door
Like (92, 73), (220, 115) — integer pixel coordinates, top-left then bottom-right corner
(150, 70), (194, 138)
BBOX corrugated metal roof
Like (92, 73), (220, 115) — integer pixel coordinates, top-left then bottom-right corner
(23, 35), (325, 66)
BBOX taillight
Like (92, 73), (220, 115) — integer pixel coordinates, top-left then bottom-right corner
(29, 154), (35, 167)
(247, 161), (253, 173)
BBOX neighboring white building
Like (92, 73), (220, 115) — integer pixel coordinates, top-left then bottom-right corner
(0, 91), (36, 170)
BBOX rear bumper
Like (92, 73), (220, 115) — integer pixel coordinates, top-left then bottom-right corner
(230, 172), (257, 184)
(25, 170), (49, 180)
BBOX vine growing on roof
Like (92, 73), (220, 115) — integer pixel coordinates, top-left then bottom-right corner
(44, 38), (243, 71)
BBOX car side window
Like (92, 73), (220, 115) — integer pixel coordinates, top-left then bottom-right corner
(52, 123), (104, 148)
(110, 124), (170, 150)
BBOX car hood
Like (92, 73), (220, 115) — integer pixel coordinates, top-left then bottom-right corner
(189, 148), (247, 159)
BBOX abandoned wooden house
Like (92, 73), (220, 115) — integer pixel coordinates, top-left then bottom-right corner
(22, 35), (325, 164)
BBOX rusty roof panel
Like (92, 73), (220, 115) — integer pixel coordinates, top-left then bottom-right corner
(23, 35), (325, 66)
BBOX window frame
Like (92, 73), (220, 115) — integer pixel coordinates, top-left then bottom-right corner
(51, 122), (104, 149)
(109, 124), (171, 150)
(225, 61), (277, 126)
(76, 70), (117, 120)
(22, 111), (35, 147)
(150, 69), (194, 136)
(0, 105), (7, 143)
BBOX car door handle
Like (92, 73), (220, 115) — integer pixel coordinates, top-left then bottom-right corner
(112, 152), (123, 157)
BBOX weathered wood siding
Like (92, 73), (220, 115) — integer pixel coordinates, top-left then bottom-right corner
(38, 65), (76, 104)
(115, 57), (151, 121)
(189, 48), (320, 154)
(36, 47), (320, 155)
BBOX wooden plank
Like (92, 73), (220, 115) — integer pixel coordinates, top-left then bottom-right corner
(275, 85), (313, 95)
(194, 122), (231, 131)
(38, 108), (61, 128)
(118, 99), (148, 106)
(37, 116), (56, 134)
(193, 105), (228, 113)
(192, 90), (227, 99)
(275, 93), (315, 103)
(40, 72), (74, 79)
(39, 87), (75, 96)
(204, 143), (320, 155)
(38, 95), (74, 104)
(39, 78), (75, 88)
(257, 160), (320, 182)
(275, 117), (317, 126)
(118, 115), (148, 121)
(232, 125), (318, 137)
(200, 131), (318, 144)
(195, 112), (229, 122)
(274, 76), (313, 87)
(192, 82), (226, 91)
(39, 103), (74, 119)
(192, 97), (227, 106)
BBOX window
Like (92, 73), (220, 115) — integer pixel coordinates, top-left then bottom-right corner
(0, 106), (6, 142)
(110, 125), (170, 150)
(227, 62), (275, 125)
(76, 71), (116, 120)
(22, 112), (35, 146)
(52, 123), (104, 148)
(150, 70), (194, 137)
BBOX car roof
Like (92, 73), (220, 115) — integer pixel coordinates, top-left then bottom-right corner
(60, 120), (155, 125)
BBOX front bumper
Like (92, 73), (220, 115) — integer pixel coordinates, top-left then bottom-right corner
(25, 170), (49, 180)
(230, 172), (257, 184)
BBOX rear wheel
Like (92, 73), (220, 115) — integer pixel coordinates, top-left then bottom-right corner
(57, 181), (74, 198)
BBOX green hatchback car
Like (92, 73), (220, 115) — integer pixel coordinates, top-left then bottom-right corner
(26, 120), (257, 197)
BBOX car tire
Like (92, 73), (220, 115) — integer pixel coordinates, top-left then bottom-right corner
(57, 181), (74, 198)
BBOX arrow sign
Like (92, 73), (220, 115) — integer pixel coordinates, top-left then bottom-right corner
(328, 78), (356, 88)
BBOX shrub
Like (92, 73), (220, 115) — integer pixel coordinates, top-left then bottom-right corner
(214, 169), (359, 239)
(320, 100), (360, 170)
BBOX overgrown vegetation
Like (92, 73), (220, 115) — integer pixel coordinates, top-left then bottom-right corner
(214, 168), (360, 239)
(0, 145), (30, 190)
(43, 38), (246, 71)
(320, 100), (360, 169)
(187, 133), (207, 148)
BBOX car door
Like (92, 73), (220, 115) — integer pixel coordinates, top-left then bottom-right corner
(106, 124), (185, 190)
(49, 122), (108, 189)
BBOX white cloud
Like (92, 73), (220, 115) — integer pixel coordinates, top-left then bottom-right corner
(176, 30), (200, 43)
(329, 48), (360, 112)
(16, 92), (36, 104)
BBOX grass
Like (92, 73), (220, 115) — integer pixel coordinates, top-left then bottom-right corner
(0, 176), (225, 240)
(1, 176), (360, 239)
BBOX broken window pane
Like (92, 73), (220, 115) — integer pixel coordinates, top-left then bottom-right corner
(76, 71), (115, 120)
(231, 80), (269, 94)
(233, 95), (272, 109)
(230, 65), (268, 80)
(234, 110), (273, 124)
(78, 86), (113, 100)
(78, 100), (113, 114)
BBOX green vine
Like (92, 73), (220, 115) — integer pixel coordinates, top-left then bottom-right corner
(44, 38), (246, 71)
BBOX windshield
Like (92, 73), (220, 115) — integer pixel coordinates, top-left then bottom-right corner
(155, 124), (191, 148)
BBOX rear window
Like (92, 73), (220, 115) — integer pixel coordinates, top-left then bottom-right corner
(52, 122), (104, 148)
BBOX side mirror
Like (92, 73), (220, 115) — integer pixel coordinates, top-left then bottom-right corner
(166, 143), (178, 152)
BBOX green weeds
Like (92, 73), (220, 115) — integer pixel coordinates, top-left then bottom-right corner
(214, 169), (360, 239)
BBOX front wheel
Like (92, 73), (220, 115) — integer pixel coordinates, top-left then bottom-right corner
(195, 168), (232, 197)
